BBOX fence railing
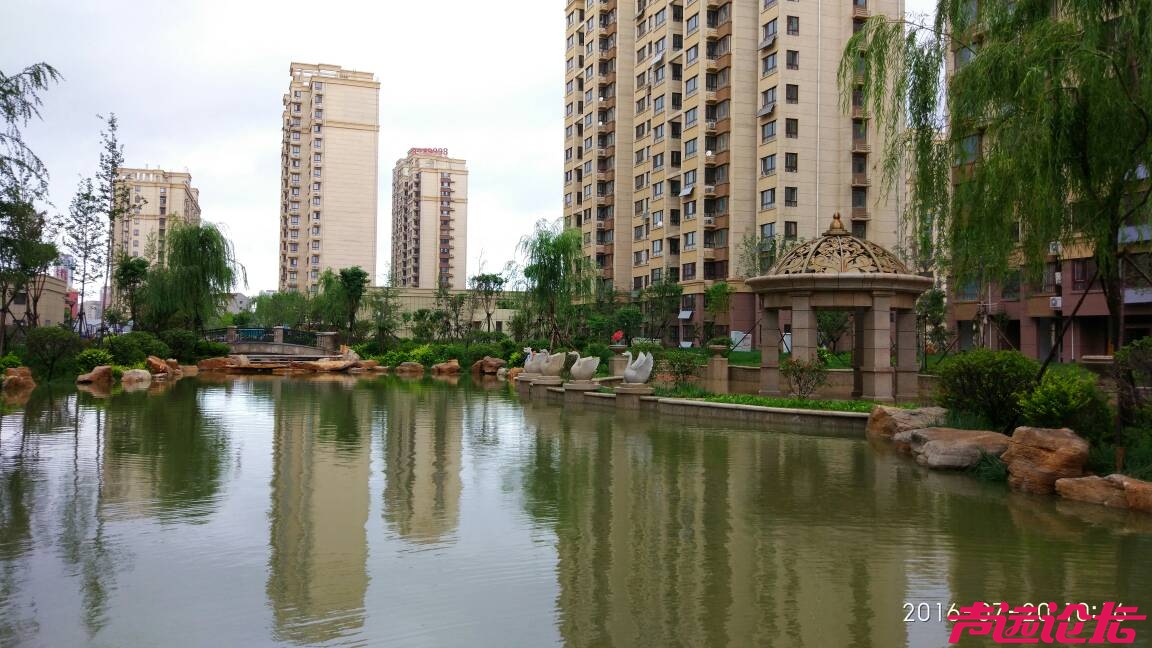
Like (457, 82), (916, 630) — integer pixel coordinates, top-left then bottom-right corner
(239, 328), (276, 342)
(283, 329), (318, 347)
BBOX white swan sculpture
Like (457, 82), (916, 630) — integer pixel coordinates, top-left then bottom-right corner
(567, 351), (600, 381)
(523, 348), (549, 374)
(541, 351), (568, 377)
(621, 351), (655, 384)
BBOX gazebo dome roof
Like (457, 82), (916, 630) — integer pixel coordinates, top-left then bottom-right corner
(772, 213), (910, 275)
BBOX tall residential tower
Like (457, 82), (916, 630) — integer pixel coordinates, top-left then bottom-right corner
(390, 149), (469, 289)
(279, 62), (380, 293)
(565, 0), (903, 344)
(114, 167), (201, 263)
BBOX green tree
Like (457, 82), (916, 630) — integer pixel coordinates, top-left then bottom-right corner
(61, 178), (105, 335)
(25, 326), (81, 380)
(338, 266), (370, 333)
(517, 220), (591, 346)
(311, 269), (347, 330)
(703, 281), (734, 341)
(0, 196), (59, 350)
(96, 114), (130, 324)
(434, 283), (472, 341)
(112, 255), (149, 326)
(639, 279), (683, 342)
(251, 291), (310, 328)
(816, 311), (852, 352)
(0, 63), (61, 197)
(842, 0), (1152, 367)
(364, 283), (401, 348)
(613, 305), (643, 343)
(469, 272), (505, 332)
(142, 222), (243, 332)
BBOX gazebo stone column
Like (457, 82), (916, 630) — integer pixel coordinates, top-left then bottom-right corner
(861, 292), (894, 403)
(790, 292), (815, 361)
(760, 308), (781, 396)
(895, 310), (919, 402)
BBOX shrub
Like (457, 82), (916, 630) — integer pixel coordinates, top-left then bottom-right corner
(967, 452), (1009, 483)
(408, 344), (436, 366)
(122, 331), (171, 359)
(1018, 366), (1113, 444)
(936, 349), (1038, 433)
(662, 349), (701, 386)
(0, 353), (22, 370)
(585, 342), (612, 370)
(105, 335), (145, 366)
(194, 340), (230, 361)
(160, 329), (200, 364)
(25, 327), (82, 380)
(76, 348), (115, 373)
(780, 356), (829, 399)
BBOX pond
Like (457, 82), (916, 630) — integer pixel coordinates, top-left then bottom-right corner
(0, 376), (1149, 647)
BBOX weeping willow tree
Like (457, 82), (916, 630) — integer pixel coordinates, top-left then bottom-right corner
(841, 0), (1152, 362)
(141, 222), (245, 332)
(517, 219), (592, 347)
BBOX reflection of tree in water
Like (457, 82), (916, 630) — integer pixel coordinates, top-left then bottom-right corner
(102, 379), (230, 518)
(0, 436), (38, 644)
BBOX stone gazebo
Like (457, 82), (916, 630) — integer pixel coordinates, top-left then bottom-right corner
(747, 214), (933, 403)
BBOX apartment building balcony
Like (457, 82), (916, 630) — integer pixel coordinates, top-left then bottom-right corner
(705, 56), (719, 72)
(597, 118), (616, 131)
(703, 213), (729, 229)
(852, 207), (869, 220)
(851, 173), (870, 187)
(853, 2), (870, 18)
(597, 145), (616, 158)
(703, 185), (717, 197)
(704, 90), (718, 104)
(595, 244), (611, 255)
(598, 94), (616, 110)
(598, 71), (616, 85)
(717, 53), (732, 70)
(596, 194), (614, 206)
(852, 105), (868, 119)
(706, 0), (721, 8)
(705, 120), (718, 134)
(851, 138), (871, 153)
(597, 217), (614, 230)
(704, 152), (717, 165)
(704, 25), (719, 40)
(716, 118), (731, 134)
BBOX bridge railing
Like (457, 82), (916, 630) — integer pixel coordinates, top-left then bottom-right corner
(239, 328), (276, 342)
(203, 328), (229, 342)
(283, 329), (318, 347)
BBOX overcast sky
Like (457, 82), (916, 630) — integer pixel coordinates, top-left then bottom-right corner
(3, 0), (935, 296)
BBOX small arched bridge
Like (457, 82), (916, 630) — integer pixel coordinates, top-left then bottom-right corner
(204, 326), (338, 357)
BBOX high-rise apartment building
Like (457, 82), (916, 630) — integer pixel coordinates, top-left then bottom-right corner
(114, 167), (201, 263)
(279, 62), (380, 294)
(565, 0), (902, 344)
(390, 149), (469, 289)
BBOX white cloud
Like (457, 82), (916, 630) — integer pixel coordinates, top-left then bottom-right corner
(2, 0), (564, 293)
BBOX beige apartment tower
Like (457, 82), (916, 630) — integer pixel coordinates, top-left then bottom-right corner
(565, 0), (902, 344)
(114, 168), (201, 263)
(390, 149), (469, 290)
(279, 62), (380, 294)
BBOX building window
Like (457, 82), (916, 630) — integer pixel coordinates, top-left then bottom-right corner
(762, 52), (777, 76)
(685, 138), (698, 157)
(686, 45), (699, 64)
(786, 50), (799, 69)
(761, 120), (776, 142)
(786, 84), (798, 104)
(784, 220), (798, 240)
(785, 152), (798, 172)
(760, 188), (775, 210)
(784, 187), (798, 207)
(851, 220), (868, 239)
(786, 15), (799, 35)
(785, 118), (799, 138)
(760, 154), (776, 176)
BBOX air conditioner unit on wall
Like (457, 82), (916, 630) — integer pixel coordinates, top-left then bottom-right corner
(1049, 241), (1062, 255)
(1050, 296), (1063, 309)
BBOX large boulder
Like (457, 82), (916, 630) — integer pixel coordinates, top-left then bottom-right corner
(892, 427), (1011, 470)
(396, 362), (425, 375)
(299, 360), (356, 372)
(431, 359), (461, 375)
(866, 406), (947, 441)
(508, 367), (523, 381)
(1055, 476), (1129, 509)
(197, 357), (232, 372)
(121, 368), (152, 384)
(146, 355), (169, 375)
(1056, 474), (1152, 513)
(1001, 427), (1090, 495)
(356, 359), (379, 370)
(3, 366), (36, 393)
(471, 356), (507, 375)
(77, 365), (114, 385)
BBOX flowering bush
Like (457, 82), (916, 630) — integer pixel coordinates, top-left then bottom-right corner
(611, 330), (624, 344)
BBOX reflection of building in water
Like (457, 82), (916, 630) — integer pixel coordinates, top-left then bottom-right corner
(266, 380), (372, 644)
(524, 407), (910, 647)
(382, 386), (462, 544)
